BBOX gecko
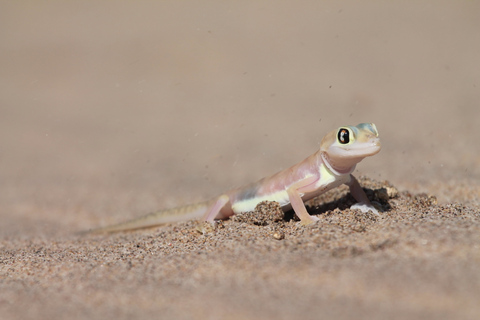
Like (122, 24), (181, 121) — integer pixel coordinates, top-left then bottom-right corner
(90, 123), (381, 233)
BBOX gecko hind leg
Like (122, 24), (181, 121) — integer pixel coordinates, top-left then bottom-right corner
(202, 194), (231, 222)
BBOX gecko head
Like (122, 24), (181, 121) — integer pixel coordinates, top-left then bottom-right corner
(320, 123), (381, 172)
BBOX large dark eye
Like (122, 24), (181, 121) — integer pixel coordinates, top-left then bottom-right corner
(338, 128), (350, 144)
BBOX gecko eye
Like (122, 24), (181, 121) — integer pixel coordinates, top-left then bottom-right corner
(337, 128), (350, 144)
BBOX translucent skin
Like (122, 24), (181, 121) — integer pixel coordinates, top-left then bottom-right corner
(223, 123), (381, 224)
(91, 123), (381, 233)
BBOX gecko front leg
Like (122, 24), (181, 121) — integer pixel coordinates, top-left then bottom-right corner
(347, 175), (379, 215)
(286, 175), (321, 225)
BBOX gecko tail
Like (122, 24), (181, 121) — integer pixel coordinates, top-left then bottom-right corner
(85, 201), (211, 234)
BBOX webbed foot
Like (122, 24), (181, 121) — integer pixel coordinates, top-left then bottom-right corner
(300, 215), (320, 226)
(350, 202), (380, 215)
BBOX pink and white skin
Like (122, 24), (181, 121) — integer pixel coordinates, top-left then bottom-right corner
(91, 123), (381, 233)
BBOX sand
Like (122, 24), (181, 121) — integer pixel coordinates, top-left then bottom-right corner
(1, 2), (479, 320)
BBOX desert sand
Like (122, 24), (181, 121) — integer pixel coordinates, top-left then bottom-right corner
(1, 2), (479, 319)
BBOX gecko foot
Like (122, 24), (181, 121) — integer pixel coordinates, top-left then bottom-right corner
(196, 221), (218, 234)
(350, 202), (380, 216)
(300, 215), (320, 226)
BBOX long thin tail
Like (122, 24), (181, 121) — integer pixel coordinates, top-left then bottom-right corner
(86, 200), (212, 234)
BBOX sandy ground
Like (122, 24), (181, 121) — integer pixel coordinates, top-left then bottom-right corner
(1, 1), (480, 319)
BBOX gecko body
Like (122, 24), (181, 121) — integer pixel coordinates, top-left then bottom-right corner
(91, 123), (381, 233)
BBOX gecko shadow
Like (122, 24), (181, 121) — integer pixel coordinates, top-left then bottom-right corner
(283, 187), (393, 221)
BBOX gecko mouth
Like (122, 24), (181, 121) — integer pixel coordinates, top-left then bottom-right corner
(364, 138), (381, 155)
(342, 137), (381, 157)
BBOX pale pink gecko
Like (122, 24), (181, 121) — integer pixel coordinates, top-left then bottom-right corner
(90, 123), (381, 233)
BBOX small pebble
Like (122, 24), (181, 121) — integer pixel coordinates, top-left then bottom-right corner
(273, 230), (285, 240)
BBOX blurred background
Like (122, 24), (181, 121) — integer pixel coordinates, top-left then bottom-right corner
(1, 1), (479, 235)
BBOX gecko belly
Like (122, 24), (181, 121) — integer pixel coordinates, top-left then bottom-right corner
(230, 163), (349, 215)
(231, 190), (291, 214)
